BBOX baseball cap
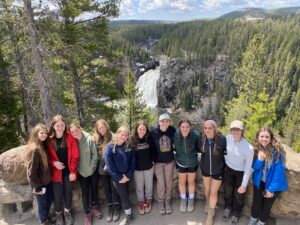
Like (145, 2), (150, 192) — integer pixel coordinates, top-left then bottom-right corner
(159, 113), (171, 121)
(229, 120), (244, 130)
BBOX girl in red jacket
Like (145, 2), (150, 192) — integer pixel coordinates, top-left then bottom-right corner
(48, 115), (80, 225)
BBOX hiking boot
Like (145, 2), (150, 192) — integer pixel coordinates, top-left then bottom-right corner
(64, 210), (74, 225)
(138, 201), (145, 215)
(222, 208), (232, 222)
(106, 206), (114, 222)
(91, 205), (103, 219)
(204, 201), (209, 214)
(165, 199), (172, 214)
(180, 199), (187, 213)
(247, 217), (258, 225)
(145, 199), (152, 213)
(119, 214), (134, 225)
(158, 201), (166, 215)
(205, 208), (215, 225)
(84, 213), (92, 225)
(187, 198), (195, 212)
(55, 211), (63, 225)
(113, 204), (121, 222)
(231, 216), (239, 225)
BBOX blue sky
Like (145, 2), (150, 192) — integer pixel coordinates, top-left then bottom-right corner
(118, 0), (300, 21)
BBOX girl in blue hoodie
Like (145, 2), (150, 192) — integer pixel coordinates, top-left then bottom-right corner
(248, 127), (288, 225)
(105, 126), (136, 225)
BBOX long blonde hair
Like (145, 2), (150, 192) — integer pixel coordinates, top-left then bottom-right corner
(112, 126), (130, 145)
(253, 127), (284, 162)
(48, 114), (67, 150)
(93, 119), (112, 155)
(23, 124), (49, 169)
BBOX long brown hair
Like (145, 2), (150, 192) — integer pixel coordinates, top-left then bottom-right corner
(93, 119), (112, 156)
(48, 114), (67, 150)
(23, 124), (49, 169)
(131, 120), (149, 150)
(253, 127), (284, 162)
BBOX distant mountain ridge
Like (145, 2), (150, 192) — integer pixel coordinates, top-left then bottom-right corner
(220, 6), (300, 19)
(110, 20), (175, 27)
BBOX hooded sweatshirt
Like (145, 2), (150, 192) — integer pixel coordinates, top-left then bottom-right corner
(77, 131), (99, 177)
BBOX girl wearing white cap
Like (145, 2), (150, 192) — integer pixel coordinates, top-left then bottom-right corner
(223, 120), (254, 225)
(150, 113), (176, 215)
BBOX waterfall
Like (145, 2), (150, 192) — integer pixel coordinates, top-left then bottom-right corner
(136, 66), (160, 108)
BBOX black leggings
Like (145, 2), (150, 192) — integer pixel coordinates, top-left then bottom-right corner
(251, 182), (278, 223)
(101, 175), (120, 206)
(224, 166), (245, 217)
(114, 181), (131, 210)
(52, 174), (73, 212)
(79, 170), (99, 214)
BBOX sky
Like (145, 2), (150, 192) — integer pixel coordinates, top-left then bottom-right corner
(117, 0), (300, 21)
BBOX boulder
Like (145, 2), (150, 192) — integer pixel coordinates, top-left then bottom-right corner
(0, 146), (27, 184)
(0, 180), (33, 204)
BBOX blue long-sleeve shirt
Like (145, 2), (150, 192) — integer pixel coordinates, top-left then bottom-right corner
(105, 142), (136, 182)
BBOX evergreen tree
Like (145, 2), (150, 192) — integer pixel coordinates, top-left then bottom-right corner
(122, 71), (147, 131)
(243, 90), (276, 143)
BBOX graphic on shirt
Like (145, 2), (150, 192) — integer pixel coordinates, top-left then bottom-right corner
(137, 143), (149, 150)
(159, 135), (171, 152)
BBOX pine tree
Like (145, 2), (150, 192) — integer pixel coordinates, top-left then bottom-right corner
(243, 90), (276, 143)
(122, 71), (147, 131)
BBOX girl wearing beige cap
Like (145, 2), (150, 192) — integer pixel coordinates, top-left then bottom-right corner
(223, 120), (254, 225)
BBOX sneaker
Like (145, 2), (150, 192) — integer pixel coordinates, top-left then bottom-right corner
(84, 213), (92, 225)
(106, 206), (113, 222)
(119, 214), (134, 225)
(158, 201), (166, 215)
(113, 204), (121, 222)
(187, 198), (195, 212)
(138, 201), (145, 215)
(247, 217), (258, 225)
(222, 208), (232, 222)
(180, 199), (187, 213)
(256, 220), (265, 225)
(55, 211), (63, 225)
(165, 199), (172, 214)
(91, 205), (103, 219)
(145, 199), (152, 213)
(64, 210), (74, 225)
(231, 216), (239, 225)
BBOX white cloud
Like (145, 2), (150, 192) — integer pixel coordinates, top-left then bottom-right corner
(201, 0), (300, 10)
(120, 0), (136, 16)
(139, 0), (197, 13)
(202, 0), (233, 10)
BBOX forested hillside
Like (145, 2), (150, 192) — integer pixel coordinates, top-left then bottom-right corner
(1, 1), (300, 153)
(112, 15), (300, 151)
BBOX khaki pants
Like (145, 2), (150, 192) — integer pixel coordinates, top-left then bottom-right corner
(154, 160), (174, 202)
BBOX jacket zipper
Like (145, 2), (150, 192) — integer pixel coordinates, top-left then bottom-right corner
(209, 142), (212, 175)
(184, 137), (188, 167)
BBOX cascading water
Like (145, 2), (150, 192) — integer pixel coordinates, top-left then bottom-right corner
(136, 66), (160, 108)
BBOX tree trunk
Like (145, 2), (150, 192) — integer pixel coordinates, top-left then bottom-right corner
(22, 0), (52, 124)
(3, 0), (36, 132)
(70, 60), (85, 126)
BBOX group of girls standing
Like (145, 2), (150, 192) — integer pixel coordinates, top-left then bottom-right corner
(23, 113), (288, 225)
